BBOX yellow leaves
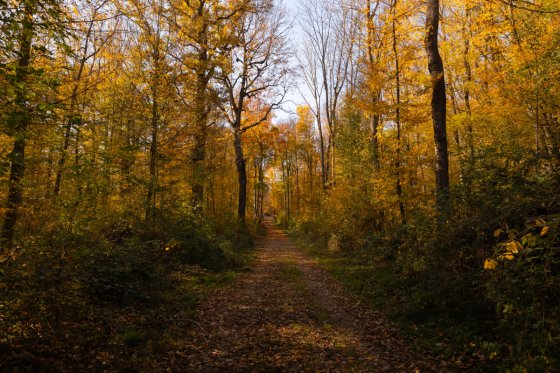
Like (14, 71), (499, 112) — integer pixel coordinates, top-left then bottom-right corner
(485, 238), (522, 269)
(534, 217), (551, 236)
(502, 253), (515, 261)
(521, 233), (537, 247)
(485, 249), (513, 270)
(492, 240), (521, 263)
(487, 216), (557, 270)
(506, 241), (520, 254)
(65, 280), (82, 291)
(484, 259), (497, 270)
(164, 239), (180, 252)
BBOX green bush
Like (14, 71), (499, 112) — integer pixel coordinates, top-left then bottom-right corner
(485, 214), (560, 370)
(1, 210), (255, 361)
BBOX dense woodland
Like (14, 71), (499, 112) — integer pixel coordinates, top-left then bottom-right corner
(1, 0), (560, 371)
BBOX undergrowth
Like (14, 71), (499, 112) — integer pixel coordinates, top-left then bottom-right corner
(0, 212), (256, 371)
(290, 174), (560, 372)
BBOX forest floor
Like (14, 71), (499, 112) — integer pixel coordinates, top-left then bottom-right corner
(164, 219), (437, 372)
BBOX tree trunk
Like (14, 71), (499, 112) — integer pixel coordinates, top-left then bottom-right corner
(286, 165), (291, 222)
(190, 110), (207, 214)
(366, 0), (381, 171)
(463, 4), (474, 157)
(258, 161), (264, 219)
(392, 0), (406, 225)
(146, 89), (159, 222)
(425, 0), (450, 215)
(233, 126), (247, 227)
(2, 3), (34, 248)
(254, 158), (258, 222)
(190, 39), (211, 214)
(295, 150), (300, 216)
(53, 19), (95, 199)
(371, 107), (381, 171)
(53, 87), (79, 198)
(316, 114), (327, 190)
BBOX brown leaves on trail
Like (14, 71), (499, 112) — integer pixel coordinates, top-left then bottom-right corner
(164, 222), (437, 372)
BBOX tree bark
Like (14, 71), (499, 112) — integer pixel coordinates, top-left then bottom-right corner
(463, 4), (474, 158)
(146, 94), (158, 222)
(2, 3), (34, 248)
(392, 0), (406, 225)
(233, 126), (247, 227)
(316, 114), (327, 190)
(190, 8), (212, 214)
(145, 12), (163, 223)
(425, 0), (450, 215)
(190, 98), (208, 214)
(367, 0), (381, 171)
(53, 18), (95, 199)
(53, 86), (79, 198)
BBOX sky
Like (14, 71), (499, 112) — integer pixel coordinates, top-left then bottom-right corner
(272, 0), (308, 123)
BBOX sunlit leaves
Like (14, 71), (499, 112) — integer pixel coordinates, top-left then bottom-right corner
(484, 258), (497, 270)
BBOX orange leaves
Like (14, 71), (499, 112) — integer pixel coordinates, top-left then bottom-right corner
(484, 259), (497, 270)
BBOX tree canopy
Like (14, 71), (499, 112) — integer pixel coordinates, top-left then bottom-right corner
(1, 0), (559, 370)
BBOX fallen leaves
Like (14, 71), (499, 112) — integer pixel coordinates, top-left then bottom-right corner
(166, 223), (437, 372)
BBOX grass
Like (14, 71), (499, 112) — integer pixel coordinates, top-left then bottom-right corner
(295, 238), (398, 309)
(276, 262), (308, 293)
(276, 262), (303, 281)
(291, 235), (504, 371)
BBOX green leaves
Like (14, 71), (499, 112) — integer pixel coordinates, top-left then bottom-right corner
(485, 214), (560, 368)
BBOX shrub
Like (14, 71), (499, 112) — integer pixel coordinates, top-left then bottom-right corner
(485, 214), (560, 369)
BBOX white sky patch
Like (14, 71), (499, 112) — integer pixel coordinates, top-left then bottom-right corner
(272, 0), (311, 124)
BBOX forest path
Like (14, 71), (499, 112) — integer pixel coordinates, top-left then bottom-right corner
(171, 219), (433, 372)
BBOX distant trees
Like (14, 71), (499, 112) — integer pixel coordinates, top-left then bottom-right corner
(271, 0), (560, 235)
(297, 0), (358, 189)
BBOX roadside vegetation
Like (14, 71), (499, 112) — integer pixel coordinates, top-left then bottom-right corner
(289, 175), (560, 371)
(1, 214), (255, 371)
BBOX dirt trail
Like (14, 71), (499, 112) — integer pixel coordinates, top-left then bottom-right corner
(170, 220), (434, 372)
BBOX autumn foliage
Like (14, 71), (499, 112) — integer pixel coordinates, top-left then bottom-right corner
(1, 0), (560, 370)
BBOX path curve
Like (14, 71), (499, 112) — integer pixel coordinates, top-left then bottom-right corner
(168, 220), (434, 372)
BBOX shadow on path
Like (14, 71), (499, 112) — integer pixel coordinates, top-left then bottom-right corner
(167, 220), (434, 372)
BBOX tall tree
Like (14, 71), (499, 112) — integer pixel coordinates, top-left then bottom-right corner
(425, 0), (449, 215)
(1, 1), (35, 247)
(297, 0), (358, 188)
(391, 0), (406, 224)
(53, 0), (116, 199)
(170, 0), (245, 214)
(127, 0), (175, 222)
(365, 0), (382, 171)
(218, 0), (291, 227)
(1, 0), (69, 247)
